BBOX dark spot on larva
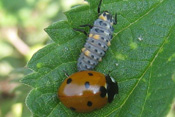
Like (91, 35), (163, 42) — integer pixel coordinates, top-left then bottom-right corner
(88, 61), (90, 63)
(82, 56), (84, 59)
(96, 58), (99, 61)
(100, 52), (103, 55)
(111, 34), (113, 37)
(85, 82), (90, 89)
(110, 34), (113, 39)
(88, 46), (91, 48)
(103, 23), (107, 26)
(95, 28), (104, 33)
(91, 40), (94, 43)
(100, 30), (104, 33)
(70, 107), (76, 111)
(100, 86), (107, 98)
(95, 49), (98, 52)
(103, 13), (106, 16)
(95, 28), (99, 32)
(67, 78), (72, 84)
(88, 73), (93, 76)
(85, 65), (87, 68)
(104, 46), (106, 48)
(87, 101), (92, 107)
(111, 27), (114, 31)
(91, 55), (94, 58)
(93, 63), (95, 65)
(98, 43), (101, 46)
(110, 18), (113, 22)
(106, 40), (108, 42)
(107, 15), (111, 20)
(99, 21), (103, 25)
(79, 62), (82, 64)
(101, 37), (104, 40)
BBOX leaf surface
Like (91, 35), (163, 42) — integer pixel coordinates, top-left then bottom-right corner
(22, 0), (175, 116)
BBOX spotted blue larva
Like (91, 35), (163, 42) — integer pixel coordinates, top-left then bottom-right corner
(76, 0), (117, 71)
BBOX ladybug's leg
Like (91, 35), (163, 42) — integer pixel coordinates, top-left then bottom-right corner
(73, 28), (88, 36)
(80, 24), (93, 28)
(114, 13), (117, 25)
(63, 70), (69, 77)
(98, 0), (103, 14)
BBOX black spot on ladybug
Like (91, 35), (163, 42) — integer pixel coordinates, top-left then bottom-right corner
(100, 86), (107, 98)
(67, 78), (72, 84)
(87, 101), (92, 107)
(88, 73), (93, 76)
(70, 107), (76, 111)
(85, 82), (90, 89)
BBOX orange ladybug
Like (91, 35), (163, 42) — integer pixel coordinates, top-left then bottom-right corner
(58, 71), (118, 112)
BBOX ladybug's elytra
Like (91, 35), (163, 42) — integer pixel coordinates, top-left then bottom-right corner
(58, 71), (118, 112)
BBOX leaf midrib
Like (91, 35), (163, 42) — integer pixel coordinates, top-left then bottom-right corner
(138, 24), (175, 117)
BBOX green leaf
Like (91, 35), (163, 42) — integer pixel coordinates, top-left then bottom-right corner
(22, 0), (175, 116)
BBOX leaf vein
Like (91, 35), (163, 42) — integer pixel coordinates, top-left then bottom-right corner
(105, 0), (170, 116)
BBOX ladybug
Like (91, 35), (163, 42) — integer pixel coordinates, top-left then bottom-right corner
(58, 71), (118, 112)
(76, 0), (117, 71)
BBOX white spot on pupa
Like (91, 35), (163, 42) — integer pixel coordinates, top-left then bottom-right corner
(138, 36), (143, 41)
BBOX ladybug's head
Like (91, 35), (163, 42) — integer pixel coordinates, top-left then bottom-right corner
(105, 75), (119, 103)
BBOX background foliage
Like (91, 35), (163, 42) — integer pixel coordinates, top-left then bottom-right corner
(1, 0), (175, 117)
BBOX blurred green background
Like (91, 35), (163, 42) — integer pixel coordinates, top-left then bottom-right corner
(0, 0), (83, 116)
(0, 0), (174, 117)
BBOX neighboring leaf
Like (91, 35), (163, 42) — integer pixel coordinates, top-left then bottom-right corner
(22, 0), (175, 116)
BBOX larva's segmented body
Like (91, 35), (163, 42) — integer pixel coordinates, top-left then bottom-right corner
(77, 12), (116, 71)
